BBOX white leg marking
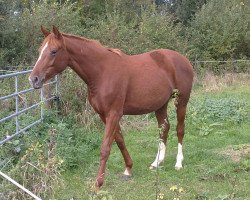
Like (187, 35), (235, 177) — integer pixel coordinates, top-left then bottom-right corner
(175, 143), (184, 170)
(150, 141), (166, 169)
(123, 168), (131, 176)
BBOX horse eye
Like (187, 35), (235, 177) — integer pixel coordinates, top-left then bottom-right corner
(51, 50), (57, 56)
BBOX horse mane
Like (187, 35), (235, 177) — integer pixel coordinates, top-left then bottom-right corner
(61, 33), (123, 56)
(62, 33), (102, 46)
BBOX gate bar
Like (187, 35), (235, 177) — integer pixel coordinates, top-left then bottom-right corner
(0, 171), (42, 200)
(0, 119), (42, 145)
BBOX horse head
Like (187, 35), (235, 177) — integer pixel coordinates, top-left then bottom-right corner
(29, 26), (69, 89)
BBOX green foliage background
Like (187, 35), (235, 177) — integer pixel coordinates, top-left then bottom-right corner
(0, 0), (249, 69)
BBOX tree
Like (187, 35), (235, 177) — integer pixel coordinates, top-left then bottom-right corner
(188, 0), (250, 60)
(165, 0), (208, 24)
(0, 1), (81, 67)
(83, 4), (184, 55)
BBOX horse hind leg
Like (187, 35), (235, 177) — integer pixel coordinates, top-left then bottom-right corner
(174, 97), (189, 170)
(114, 125), (133, 178)
(150, 105), (170, 169)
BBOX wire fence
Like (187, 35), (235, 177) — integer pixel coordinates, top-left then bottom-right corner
(191, 59), (250, 74)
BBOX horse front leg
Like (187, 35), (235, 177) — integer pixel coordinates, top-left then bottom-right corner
(99, 114), (133, 179)
(95, 111), (121, 190)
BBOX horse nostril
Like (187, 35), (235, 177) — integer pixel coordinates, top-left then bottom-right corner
(33, 76), (39, 84)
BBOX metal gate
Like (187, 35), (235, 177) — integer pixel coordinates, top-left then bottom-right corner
(0, 69), (58, 145)
(0, 69), (59, 199)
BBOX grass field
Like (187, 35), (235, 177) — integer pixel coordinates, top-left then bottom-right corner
(1, 74), (250, 200)
(52, 74), (250, 200)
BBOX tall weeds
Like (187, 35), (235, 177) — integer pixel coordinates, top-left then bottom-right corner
(1, 128), (63, 199)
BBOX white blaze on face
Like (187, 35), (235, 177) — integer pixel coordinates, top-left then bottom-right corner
(35, 42), (48, 66)
(29, 42), (48, 83)
(175, 143), (184, 170)
(150, 141), (166, 168)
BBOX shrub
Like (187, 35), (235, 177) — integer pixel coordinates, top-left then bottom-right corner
(0, 1), (81, 67)
(82, 4), (185, 55)
(188, 0), (250, 61)
(0, 129), (63, 199)
(55, 122), (102, 169)
(187, 96), (249, 136)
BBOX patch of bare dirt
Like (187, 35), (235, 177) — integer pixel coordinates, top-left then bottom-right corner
(219, 144), (250, 163)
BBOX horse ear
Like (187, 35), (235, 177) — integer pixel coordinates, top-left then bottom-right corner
(41, 26), (50, 37)
(52, 25), (62, 39)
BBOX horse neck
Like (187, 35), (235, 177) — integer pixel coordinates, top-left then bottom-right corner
(64, 35), (108, 85)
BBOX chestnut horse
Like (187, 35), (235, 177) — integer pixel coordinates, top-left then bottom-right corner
(29, 26), (193, 190)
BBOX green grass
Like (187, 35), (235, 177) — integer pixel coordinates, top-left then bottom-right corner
(51, 85), (250, 200)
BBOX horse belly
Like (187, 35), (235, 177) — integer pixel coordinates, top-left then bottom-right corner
(123, 73), (173, 115)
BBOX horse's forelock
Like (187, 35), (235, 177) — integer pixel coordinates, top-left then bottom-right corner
(38, 39), (48, 52)
(39, 35), (63, 52)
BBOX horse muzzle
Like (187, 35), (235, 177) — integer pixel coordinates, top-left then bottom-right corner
(29, 75), (45, 89)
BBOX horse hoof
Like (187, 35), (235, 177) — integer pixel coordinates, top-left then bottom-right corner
(121, 174), (132, 181)
(149, 165), (157, 170)
(94, 186), (100, 194)
(175, 166), (183, 171)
